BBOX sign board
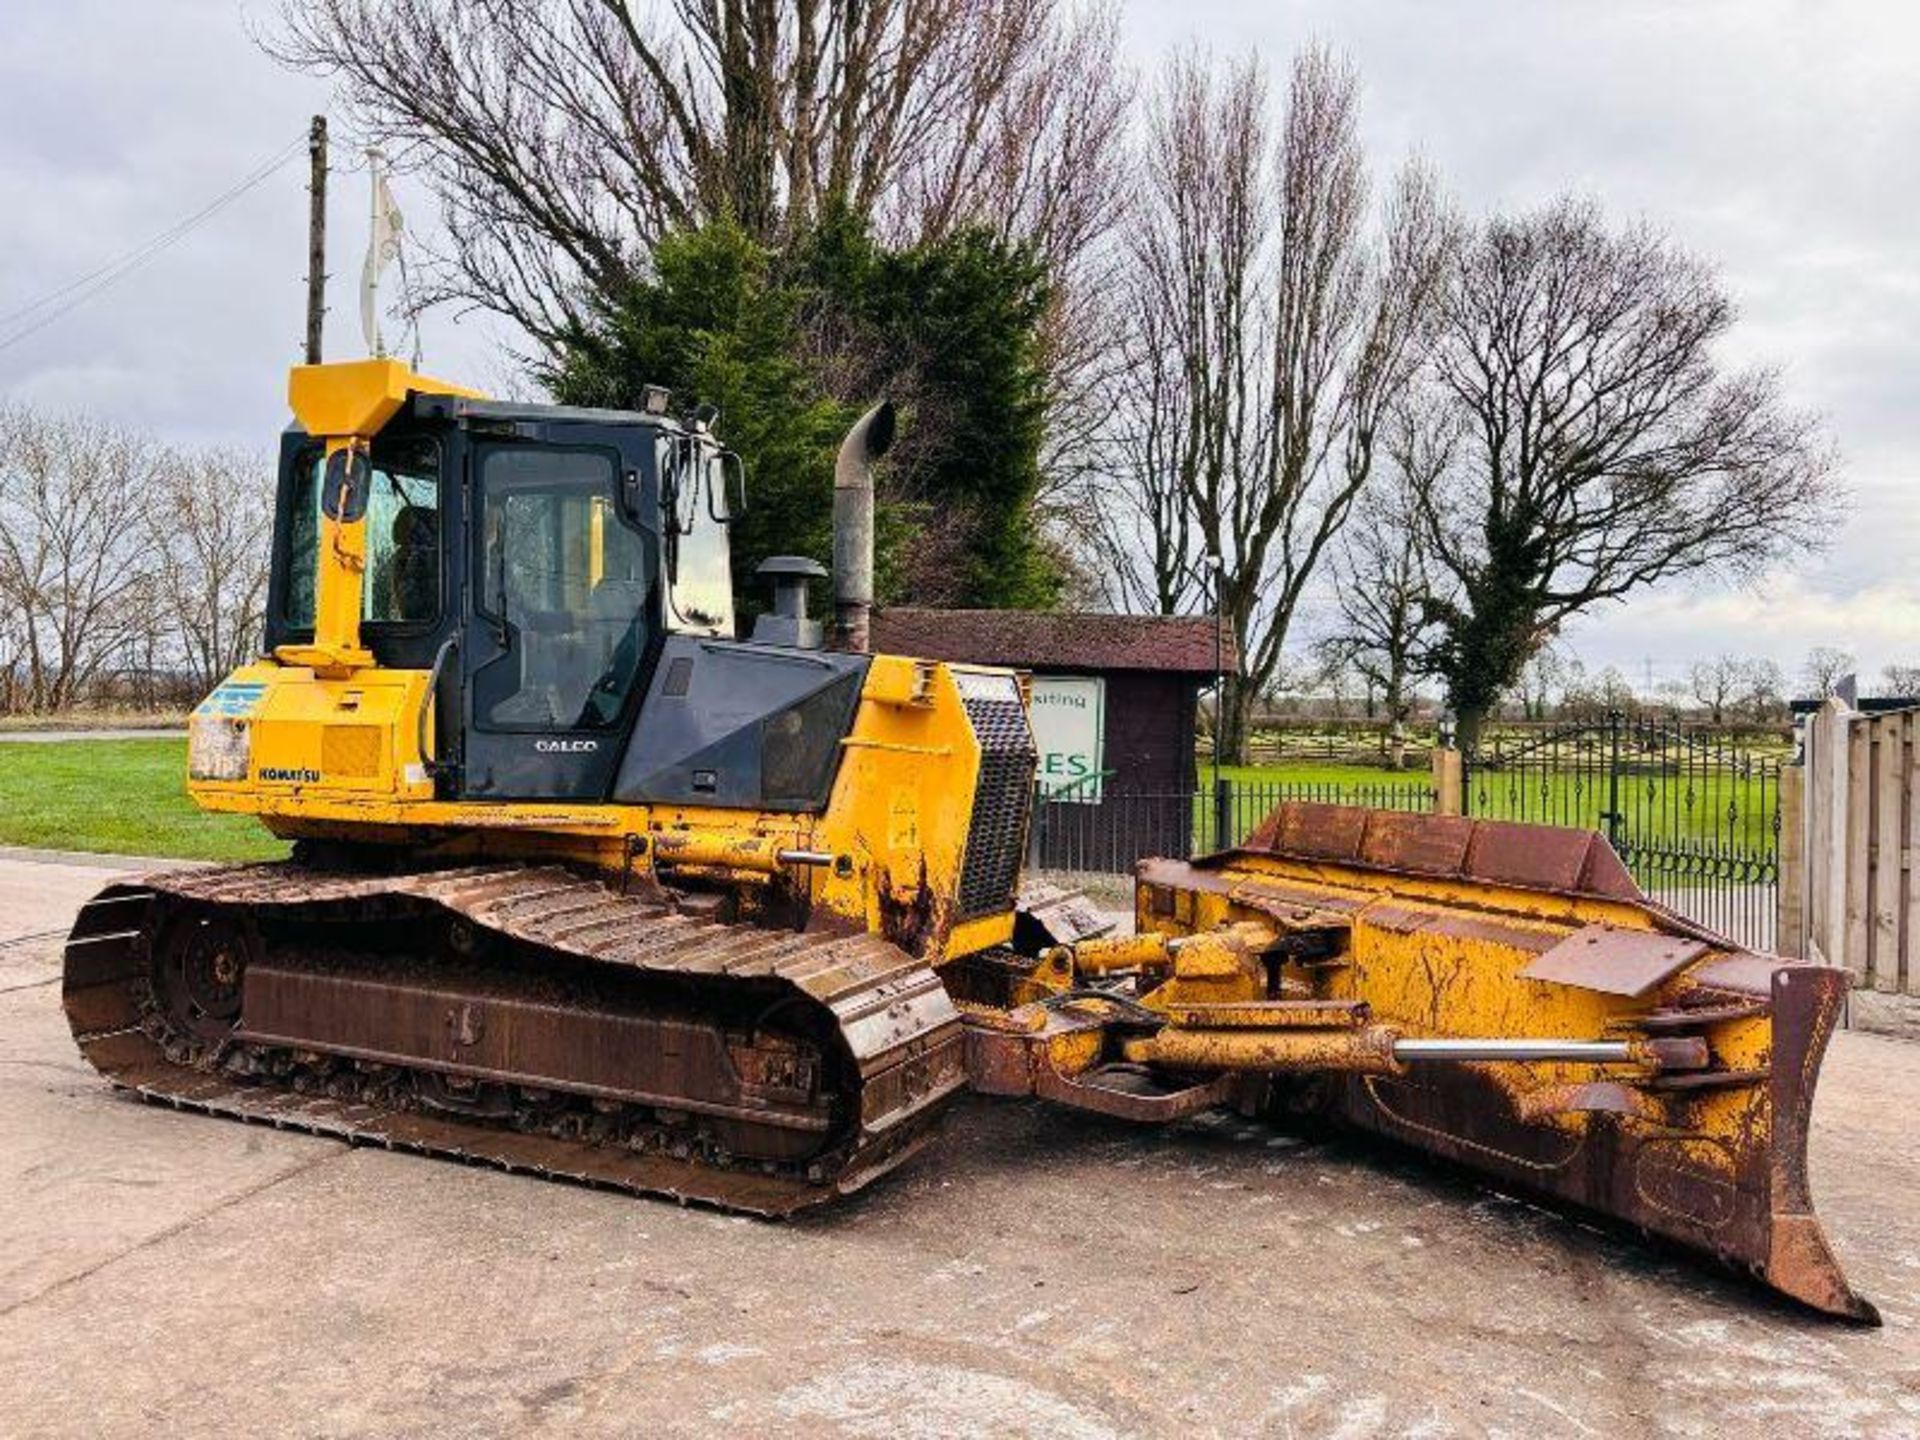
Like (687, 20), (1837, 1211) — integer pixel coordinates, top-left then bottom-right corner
(1030, 675), (1106, 802)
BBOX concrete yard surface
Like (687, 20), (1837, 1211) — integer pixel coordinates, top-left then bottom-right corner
(3, 853), (1919, 1438)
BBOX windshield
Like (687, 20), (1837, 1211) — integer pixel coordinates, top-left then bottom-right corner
(283, 435), (441, 628)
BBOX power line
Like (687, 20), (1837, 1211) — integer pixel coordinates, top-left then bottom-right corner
(0, 132), (308, 355)
(0, 132), (306, 330)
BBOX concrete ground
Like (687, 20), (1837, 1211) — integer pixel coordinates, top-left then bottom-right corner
(3, 854), (1919, 1438)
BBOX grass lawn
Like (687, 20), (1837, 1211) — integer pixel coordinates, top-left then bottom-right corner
(0, 738), (288, 862)
(0, 738), (1773, 867)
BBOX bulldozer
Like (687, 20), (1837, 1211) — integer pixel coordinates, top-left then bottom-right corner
(62, 357), (1873, 1321)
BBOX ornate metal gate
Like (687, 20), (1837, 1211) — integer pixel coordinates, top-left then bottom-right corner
(1464, 714), (1782, 950)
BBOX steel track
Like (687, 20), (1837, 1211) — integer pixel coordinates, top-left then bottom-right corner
(63, 861), (966, 1215)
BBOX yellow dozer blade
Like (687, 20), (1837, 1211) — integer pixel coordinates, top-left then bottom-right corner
(1147, 805), (1873, 1320)
(971, 804), (1873, 1321)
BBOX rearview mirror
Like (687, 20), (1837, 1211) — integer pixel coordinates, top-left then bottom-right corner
(320, 447), (372, 522)
(708, 450), (747, 524)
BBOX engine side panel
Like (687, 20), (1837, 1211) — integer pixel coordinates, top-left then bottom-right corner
(613, 636), (870, 811)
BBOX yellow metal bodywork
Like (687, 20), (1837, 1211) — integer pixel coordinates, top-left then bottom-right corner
(185, 358), (1023, 964)
(967, 804), (1867, 1318)
(1129, 849), (1750, 1129)
(187, 655), (1017, 964)
(1083, 811), (1867, 1320)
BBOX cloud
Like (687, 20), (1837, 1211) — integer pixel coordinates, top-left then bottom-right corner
(1125, 0), (1920, 679)
(1, 0), (1913, 682)
(0, 0), (510, 450)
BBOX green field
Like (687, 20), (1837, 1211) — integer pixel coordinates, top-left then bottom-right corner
(0, 738), (1771, 866)
(1464, 761), (1779, 853)
(1205, 759), (1775, 852)
(0, 739), (287, 862)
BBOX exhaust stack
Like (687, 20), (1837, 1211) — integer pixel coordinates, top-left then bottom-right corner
(831, 401), (895, 653)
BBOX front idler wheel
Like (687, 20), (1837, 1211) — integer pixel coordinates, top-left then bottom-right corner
(149, 908), (252, 1045)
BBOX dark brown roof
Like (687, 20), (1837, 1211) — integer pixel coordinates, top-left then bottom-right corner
(869, 608), (1235, 675)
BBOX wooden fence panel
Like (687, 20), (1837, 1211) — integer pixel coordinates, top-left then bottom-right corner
(1796, 700), (1920, 992)
(1870, 715), (1908, 990)
(1846, 715), (1872, 981)
(1908, 714), (1920, 991)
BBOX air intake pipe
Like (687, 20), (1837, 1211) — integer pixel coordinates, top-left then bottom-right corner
(831, 401), (895, 653)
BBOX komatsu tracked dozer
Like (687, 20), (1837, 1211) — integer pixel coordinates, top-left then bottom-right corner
(63, 358), (1873, 1321)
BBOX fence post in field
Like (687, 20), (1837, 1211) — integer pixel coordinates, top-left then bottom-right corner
(1777, 761), (1806, 957)
(1801, 696), (1863, 978)
(1213, 776), (1233, 852)
(1432, 746), (1463, 817)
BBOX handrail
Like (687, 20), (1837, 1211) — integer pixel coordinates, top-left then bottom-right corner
(417, 635), (458, 779)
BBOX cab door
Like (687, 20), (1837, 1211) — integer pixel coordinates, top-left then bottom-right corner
(457, 431), (660, 800)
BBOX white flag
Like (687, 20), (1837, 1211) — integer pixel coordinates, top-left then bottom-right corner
(360, 165), (405, 355)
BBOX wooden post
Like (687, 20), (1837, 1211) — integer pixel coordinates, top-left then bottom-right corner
(1810, 696), (1852, 972)
(1906, 710), (1920, 996)
(1847, 710), (1873, 986)
(1431, 746), (1463, 817)
(305, 115), (328, 365)
(1871, 713), (1905, 991)
(1778, 762), (1805, 957)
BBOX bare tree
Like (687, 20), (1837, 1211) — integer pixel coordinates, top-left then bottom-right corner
(1739, 658), (1785, 721)
(1800, 645), (1856, 699)
(1688, 654), (1752, 724)
(1561, 664), (1640, 722)
(148, 449), (275, 695)
(272, 0), (1127, 340)
(1319, 419), (1440, 766)
(1516, 644), (1577, 721)
(1411, 199), (1840, 746)
(1093, 46), (1452, 760)
(1881, 663), (1920, 697)
(0, 595), (22, 714)
(1682, 654), (1782, 724)
(0, 406), (161, 712)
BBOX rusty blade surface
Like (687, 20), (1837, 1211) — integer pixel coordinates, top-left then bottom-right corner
(1138, 805), (1877, 1323)
(1521, 924), (1711, 998)
(1319, 957), (1874, 1321)
(61, 861), (965, 1215)
(1235, 802), (1645, 901)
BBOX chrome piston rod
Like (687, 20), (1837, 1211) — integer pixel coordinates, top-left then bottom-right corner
(1392, 1038), (1634, 1064)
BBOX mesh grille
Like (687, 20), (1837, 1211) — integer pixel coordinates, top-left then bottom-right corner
(321, 725), (383, 778)
(953, 671), (1037, 919)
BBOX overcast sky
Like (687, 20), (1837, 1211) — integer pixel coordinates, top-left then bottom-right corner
(3, 1), (1916, 695)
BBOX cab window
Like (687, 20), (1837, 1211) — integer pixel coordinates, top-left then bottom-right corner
(283, 436), (441, 627)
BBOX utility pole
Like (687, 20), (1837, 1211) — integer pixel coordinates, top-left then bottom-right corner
(304, 115), (328, 364)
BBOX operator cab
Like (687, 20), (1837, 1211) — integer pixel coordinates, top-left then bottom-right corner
(264, 391), (751, 802)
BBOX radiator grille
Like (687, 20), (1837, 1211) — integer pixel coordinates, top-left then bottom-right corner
(321, 725), (383, 779)
(953, 671), (1037, 919)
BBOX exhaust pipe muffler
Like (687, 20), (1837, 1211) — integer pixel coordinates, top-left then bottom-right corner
(831, 401), (895, 653)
